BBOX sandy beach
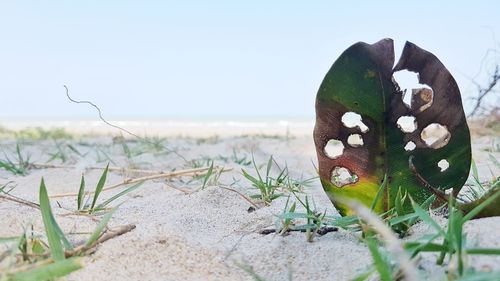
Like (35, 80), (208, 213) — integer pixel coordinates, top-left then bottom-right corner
(0, 123), (499, 281)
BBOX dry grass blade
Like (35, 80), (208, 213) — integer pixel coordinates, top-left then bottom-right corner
(30, 163), (193, 176)
(0, 193), (40, 209)
(50, 166), (232, 198)
(219, 186), (259, 209)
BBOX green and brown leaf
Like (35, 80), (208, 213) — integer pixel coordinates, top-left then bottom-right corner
(314, 39), (472, 216)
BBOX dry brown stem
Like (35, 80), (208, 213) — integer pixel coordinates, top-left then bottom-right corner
(49, 166), (232, 198)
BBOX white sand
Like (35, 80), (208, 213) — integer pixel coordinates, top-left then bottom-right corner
(1, 127), (499, 280)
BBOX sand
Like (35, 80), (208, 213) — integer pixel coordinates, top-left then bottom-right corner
(1, 126), (499, 281)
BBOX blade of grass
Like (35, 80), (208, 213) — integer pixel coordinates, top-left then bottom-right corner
(265, 156), (273, 186)
(84, 207), (118, 248)
(201, 161), (214, 189)
(251, 154), (263, 183)
(466, 248), (500, 255)
(10, 258), (82, 281)
(388, 213), (419, 226)
(471, 159), (479, 181)
(449, 205), (464, 275)
(0, 236), (20, 243)
(395, 186), (404, 215)
(77, 175), (85, 211)
(370, 174), (387, 211)
(95, 181), (144, 210)
(90, 164), (109, 210)
(404, 242), (447, 252)
(462, 189), (500, 222)
(366, 238), (392, 281)
(39, 178), (65, 261)
(410, 199), (446, 237)
(352, 266), (376, 281)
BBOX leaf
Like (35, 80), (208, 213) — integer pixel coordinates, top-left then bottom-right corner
(39, 178), (66, 261)
(314, 39), (471, 216)
(90, 164), (109, 210)
(201, 161), (214, 189)
(77, 174), (85, 210)
(366, 238), (392, 281)
(395, 186), (404, 216)
(11, 258), (82, 281)
(462, 188), (500, 221)
(466, 248), (500, 255)
(404, 242), (447, 252)
(471, 159), (479, 183)
(410, 199), (446, 237)
(370, 174), (387, 211)
(85, 207), (117, 248)
(95, 181), (144, 210)
(0, 236), (20, 243)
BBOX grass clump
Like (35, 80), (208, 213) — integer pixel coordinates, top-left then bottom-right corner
(16, 127), (73, 140)
(0, 144), (31, 176)
(76, 164), (144, 214)
(353, 190), (500, 281)
(242, 155), (315, 205)
(46, 141), (84, 164)
(242, 156), (287, 204)
(0, 177), (122, 280)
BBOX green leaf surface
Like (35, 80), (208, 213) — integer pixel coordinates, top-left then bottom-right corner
(90, 163), (109, 210)
(39, 178), (66, 261)
(77, 174), (85, 210)
(85, 207), (117, 248)
(95, 181), (144, 210)
(366, 238), (392, 281)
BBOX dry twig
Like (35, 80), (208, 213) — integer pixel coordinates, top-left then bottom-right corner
(468, 65), (500, 117)
(0, 193), (40, 209)
(65, 224), (136, 257)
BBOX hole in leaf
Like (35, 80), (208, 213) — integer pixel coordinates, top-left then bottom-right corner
(331, 166), (358, 187)
(393, 70), (432, 110)
(341, 112), (369, 133)
(438, 159), (449, 172)
(413, 88), (434, 113)
(397, 116), (417, 133)
(404, 141), (416, 151)
(347, 134), (364, 147)
(324, 139), (344, 159)
(421, 123), (451, 149)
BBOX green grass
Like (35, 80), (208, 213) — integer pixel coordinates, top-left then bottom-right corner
(0, 127), (74, 140)
(45, 141), (85, 164)
(242, 155), (286, 204)
(0, 144), (31, 176)
(242, 155), (315, 204)
(460, 156), (499, 204)
(269, 166), (500, 281)
(94, 145), (117, 165)
(76, 164), (145, 214)
(0, 176), (121, 280)
(354, 191), (500, 281)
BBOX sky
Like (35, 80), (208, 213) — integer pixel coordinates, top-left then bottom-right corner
(0, 1), (499, 120)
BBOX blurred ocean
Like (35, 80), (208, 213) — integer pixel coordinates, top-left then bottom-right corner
(0, 116), (315, 137)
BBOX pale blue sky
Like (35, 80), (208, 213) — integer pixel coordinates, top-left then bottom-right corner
(1, 1), (499, 119)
